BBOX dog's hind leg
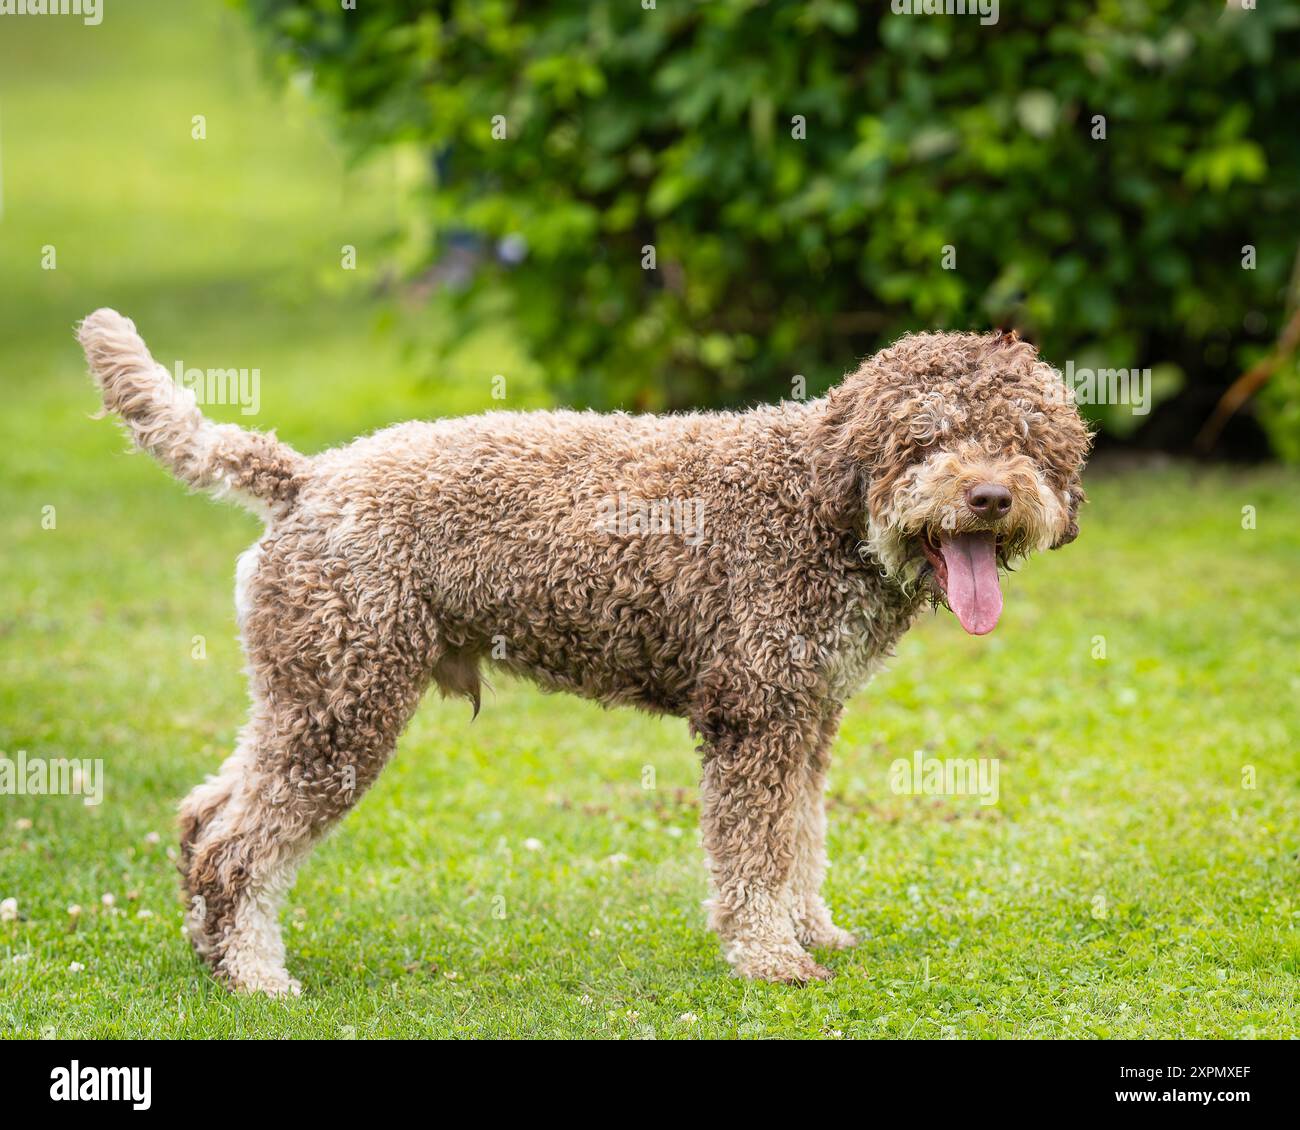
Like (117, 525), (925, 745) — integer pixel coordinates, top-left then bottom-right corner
(177, 721), (261, 935)
(182, 663), (426, 995)
(182, 540), (436, 995)
(180, 716), (320, 997)
(788, 710), (858, 953)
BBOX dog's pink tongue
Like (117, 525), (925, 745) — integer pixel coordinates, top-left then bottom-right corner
(939, 531), (1003, 636)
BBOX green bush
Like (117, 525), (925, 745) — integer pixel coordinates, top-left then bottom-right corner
(241, 0), (1300, 447)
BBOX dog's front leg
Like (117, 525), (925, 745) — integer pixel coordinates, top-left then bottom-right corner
(789, 710), (858, 952)
(699, 719), (831, 983)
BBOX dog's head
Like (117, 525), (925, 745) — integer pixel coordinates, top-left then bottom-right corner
(814, 330), (1092, 635)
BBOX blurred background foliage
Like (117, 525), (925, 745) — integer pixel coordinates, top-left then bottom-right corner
(240, 0), (1300, 457)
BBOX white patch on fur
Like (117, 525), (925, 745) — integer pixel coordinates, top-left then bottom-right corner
(824, 603), (891, 700)
(1033, 469), (1068, 550)
(234, 541), (262, 630)
(863, 454), (945, 585)
(222, 868), (302, 998)
(787, 765), (856, 951)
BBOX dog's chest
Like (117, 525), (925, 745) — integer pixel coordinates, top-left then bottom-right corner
(820, 578), (919, 700)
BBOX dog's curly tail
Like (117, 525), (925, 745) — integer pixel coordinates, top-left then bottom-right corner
(78, 308), (307, 516)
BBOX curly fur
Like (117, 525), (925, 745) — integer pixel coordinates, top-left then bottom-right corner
(78, 309), (1090, 991)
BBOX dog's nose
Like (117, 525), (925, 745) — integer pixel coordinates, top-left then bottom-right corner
(965, 482), (1013, 520)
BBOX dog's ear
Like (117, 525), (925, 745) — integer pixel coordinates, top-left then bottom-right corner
(810, 380), (870, 527)
(1051, 477), (1085, 549)
(812, 366), (923, 529)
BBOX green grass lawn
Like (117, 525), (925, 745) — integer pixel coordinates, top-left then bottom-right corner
(2, 1), (1299, 1040)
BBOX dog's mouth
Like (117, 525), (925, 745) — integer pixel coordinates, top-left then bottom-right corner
(918, 530), (1004, 636)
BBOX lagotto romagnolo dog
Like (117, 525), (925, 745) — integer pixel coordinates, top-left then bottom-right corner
(78, 308), (1091, 993)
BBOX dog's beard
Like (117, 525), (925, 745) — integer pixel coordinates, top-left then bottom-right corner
(866, 452), (1065, 636)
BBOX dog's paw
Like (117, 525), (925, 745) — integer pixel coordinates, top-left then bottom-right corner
(734, 951), (833, 985)
(229, 971), (302, 999)
(799, 924), (859, 952)
(273, 976), (303, 999)
(793, 902), (860, 951)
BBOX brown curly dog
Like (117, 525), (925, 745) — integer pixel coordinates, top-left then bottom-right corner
(78, 309), (1090, 993)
